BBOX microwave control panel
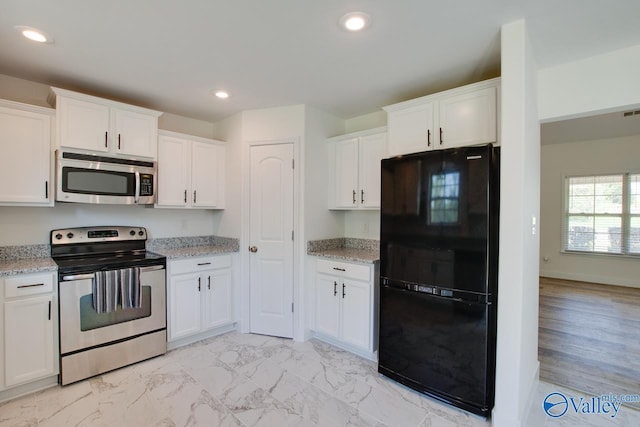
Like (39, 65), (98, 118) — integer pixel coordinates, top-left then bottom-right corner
(140, 174), (154, 196)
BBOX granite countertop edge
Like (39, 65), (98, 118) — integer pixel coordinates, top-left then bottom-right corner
(153, 245), (239, 260)
(0, 258), (58, 277)
(306, 238), (380, 264)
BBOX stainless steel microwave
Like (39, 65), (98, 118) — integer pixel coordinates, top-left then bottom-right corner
(56, 150), (156, 205)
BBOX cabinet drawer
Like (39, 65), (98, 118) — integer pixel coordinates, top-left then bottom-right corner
(316, 259), (370, 281)
(170, 255), (231, 275)
(4, 272), (55, 298)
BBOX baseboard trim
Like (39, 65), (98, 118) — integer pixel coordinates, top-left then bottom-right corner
(0, 376), (58, 404)
(540, 271), (640, 288)
(167, 323), (236, 350)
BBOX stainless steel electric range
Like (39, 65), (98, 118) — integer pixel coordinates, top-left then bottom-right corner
(51, 226), (167, 385)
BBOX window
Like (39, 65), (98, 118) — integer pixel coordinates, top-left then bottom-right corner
(564, 173), (640, 255)
(429, 171), (460, 224)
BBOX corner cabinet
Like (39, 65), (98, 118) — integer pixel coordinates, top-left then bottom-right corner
(313, 258), (378, 360)
(167, 255), (233, 346)
(156, 130), (225, 209)
(0, 100), (54, 207)
(327, 127), (387, 210)
(49, 87), (162, 159)
(384, 78), (499, 156)
(0, 272), (58, 390)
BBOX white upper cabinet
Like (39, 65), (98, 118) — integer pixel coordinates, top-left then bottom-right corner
(327, 128), (387, 210)
(49, 87), (162, 159)
(384, 78), (499, 156)
(157, 130), (225, 209)
(0, 100), (54, 207)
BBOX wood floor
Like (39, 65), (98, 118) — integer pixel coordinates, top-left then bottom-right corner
(538, 277), (640, 409)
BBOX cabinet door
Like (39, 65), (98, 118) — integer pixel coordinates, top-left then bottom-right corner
(191, 142), (221, 208)
(113, 109), (158, 158)
(438, 87), (497, 149)
(358, 133), (387, 209)
(333, 138), (359, 208)
(202, 269), (232, 330)
(169, 273), (202, 340)
(4, 295), (55, 387)
(341, 279), (371, 351)
(58, 97), (110, 152)
(157, 135), (190, 207)
(0, 106), (51, 205)
(315, 274), (341, 339)
(387, 103), (434, 156)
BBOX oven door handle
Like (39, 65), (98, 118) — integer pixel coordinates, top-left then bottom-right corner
(61, 265), (165, 282)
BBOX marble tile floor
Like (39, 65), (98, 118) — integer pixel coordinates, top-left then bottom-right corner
(1, 331), (638, 427)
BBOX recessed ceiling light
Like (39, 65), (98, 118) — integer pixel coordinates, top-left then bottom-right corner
(339, 12), (370, 32)
(213, 90), (229, 99)
(14, 25), (54, 43)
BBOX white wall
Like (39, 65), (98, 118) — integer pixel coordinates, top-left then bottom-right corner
(540, 135), (640, 287)
(538, 44), (640, 122)
(344, 110), (386, 134)
(493, 19), (540, 427)
(0, 204), (218, 245)
(344, 211), (380, 239)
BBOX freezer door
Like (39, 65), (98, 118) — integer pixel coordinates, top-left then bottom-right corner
(378, 282), (495, 416)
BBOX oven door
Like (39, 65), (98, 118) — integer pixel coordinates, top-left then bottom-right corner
(59, 267), (166, 355)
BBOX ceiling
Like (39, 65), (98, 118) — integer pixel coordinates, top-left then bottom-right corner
(1, 0), (640, 123)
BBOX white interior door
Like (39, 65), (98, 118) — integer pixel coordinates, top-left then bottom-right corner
(249, 143), (294, 338)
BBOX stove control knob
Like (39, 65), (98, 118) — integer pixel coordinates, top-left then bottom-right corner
(138, 230), (144, 236)
(55, 233), (63, 240)
(130, 230), (136, 236)
(66, 232), (74, 239)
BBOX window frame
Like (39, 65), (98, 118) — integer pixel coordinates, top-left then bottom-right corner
(562, 172), (639, 257)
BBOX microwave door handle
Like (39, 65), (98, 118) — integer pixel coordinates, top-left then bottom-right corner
(134, 171), (140, 204)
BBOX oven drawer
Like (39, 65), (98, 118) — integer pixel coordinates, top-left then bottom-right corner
(170, 255), (231, 275)
(4, 272), (55, 298)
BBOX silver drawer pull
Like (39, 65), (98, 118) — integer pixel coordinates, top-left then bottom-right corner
(17, 283), (45, 289)
(197, 262), (212, 266)
(333, 267), (346, 272)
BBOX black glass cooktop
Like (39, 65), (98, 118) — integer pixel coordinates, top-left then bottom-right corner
(54, 251), (166, 276)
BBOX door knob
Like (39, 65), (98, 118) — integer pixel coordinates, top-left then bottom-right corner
(249, 246), (258, 253)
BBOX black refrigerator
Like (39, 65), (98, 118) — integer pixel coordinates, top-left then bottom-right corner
(378, 144), (499, 417)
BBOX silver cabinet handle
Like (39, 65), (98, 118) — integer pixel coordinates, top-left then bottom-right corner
(208, 276), (211, 290)
(440, 127), (443, 145)
(118, 134), (121, 150)
(197, 262), (212, 266)
(332, 267), (346, 272)
(105, 131), (108, 148)
(352, 190), (356, 204)
(427, 129), (431, 146)
(193, 190), (197, 204)
(17, 283), (45, 289)
(333, 281), (337, 296)
(342, 283), (346, 298)
(361, 190), (364, 204)
(48, 300), (51, 320)
(184, 189), (187, 203)
(198, 277), (201, 292)
(45, 181), (48, 199)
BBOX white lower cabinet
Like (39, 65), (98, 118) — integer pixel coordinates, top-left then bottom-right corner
(314, 259), (377, 358)
(168, 255), (233, 343)
(1, 272), (58, 390)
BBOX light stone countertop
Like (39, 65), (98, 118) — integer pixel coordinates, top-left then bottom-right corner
(0, 257), (57, 277)
(0, 244), (56, 277)
(148, 235), (240, 260)
(307, 238), (379, 264)
(153, 245), (238, 259)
